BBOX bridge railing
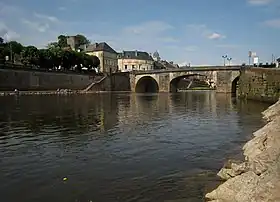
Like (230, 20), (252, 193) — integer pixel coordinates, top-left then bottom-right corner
(131, 66), (243, 74)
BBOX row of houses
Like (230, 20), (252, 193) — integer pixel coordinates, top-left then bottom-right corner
(66, 36), (178, 73)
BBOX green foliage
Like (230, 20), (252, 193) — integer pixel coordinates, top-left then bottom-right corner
(47, 42), (59, 49)
(7, 41), (24, 54)
(92, 55), (100, 67)
(21, 46), (40, 65)
(0, 34), (99, 73)
(75, 34), (90, 46)
(57, 35), (68, 48)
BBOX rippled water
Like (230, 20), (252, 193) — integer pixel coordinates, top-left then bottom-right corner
(0, 92), (270, 202)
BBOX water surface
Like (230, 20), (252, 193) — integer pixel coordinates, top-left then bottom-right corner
(0, 92), (270, 202)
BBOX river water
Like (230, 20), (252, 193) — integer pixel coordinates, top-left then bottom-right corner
(0, 92), (270, 202)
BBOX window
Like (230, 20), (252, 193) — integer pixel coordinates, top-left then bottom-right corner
(125, 65), (127, 70)
(132, 65), (135, 69)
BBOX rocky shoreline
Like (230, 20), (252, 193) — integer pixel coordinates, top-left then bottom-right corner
(205, 98), (280, 202)
(0, 89), (103, 96)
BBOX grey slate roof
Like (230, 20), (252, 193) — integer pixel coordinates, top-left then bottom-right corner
(117, 51), (154, 61)
(154, 61), (166, 69)
(85, 42), (117, 54)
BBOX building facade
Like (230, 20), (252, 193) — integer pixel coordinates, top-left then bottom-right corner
(117, 50), (154, 72)
(85, 42), (118, 73)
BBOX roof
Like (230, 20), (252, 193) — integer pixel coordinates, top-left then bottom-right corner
(117, 51), (154, 61)
(85, 42), (117, 54)
(156, 61), (179, 69)
(154, 61), (166, 69)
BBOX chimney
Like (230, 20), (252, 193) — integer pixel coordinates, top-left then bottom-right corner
(135, 50), (138, 57)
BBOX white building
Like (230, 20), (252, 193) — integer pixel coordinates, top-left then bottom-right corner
(117, 50), (154, 72)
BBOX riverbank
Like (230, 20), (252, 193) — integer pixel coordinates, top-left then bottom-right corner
(0, 90), (134, 96)
(0, 89), (92, 96)
(205, 97), (280, 201)
(0, 89), (103, 96)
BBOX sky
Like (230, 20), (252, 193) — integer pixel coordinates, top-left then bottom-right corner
(0, 0), (280, 66)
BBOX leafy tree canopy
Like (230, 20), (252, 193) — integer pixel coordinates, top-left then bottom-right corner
(1, 34), (99, 73)
(75, 34), (90, 46)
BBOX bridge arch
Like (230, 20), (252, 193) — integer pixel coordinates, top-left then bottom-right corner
(135, 76), (159, 93)
(231, 76), (240, 96)
(169, 74), (212, 93)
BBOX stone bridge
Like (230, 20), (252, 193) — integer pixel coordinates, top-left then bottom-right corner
(129, 66), (241, 93)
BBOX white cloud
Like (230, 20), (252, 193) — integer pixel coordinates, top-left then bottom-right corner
(0, 22), (20, 41)
(248, 0), (273, 5)
(264, 19), (280, 28)
(34, 12), (59, 23)
(87, 21), (176, 52)
(186, 24), (226, 40)
(21, 19), (50, 33)
(208, 32), (226, 40)
(0, 3), (62, 47)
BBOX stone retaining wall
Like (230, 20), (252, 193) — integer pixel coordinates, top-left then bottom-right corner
(0, 68), (95, 91)
(0, 68), (131, 92)
(238, 68), (280, 103)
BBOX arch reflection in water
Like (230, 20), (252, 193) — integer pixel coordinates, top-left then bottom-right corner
(135, 76), (159, 93)
(169, 74), (210, 93)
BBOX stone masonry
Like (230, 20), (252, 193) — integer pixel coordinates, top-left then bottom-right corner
(130, 67), (241, 93)
(238, 68), (280, 103)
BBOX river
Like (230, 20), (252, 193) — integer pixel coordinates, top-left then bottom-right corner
(0, 92), (270, 202)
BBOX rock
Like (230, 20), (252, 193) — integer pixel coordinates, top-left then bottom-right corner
(206, 97), (280, 202)
(262, 99), (280, 121)
(206, 171), (259, 202)
(217, 162), (249, 180)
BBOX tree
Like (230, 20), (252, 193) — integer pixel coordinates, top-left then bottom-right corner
(39, 49), (55, 69)
(47, 42), (59, 49)
(7, 41), (23, 55)
(75, 34), (90, 46)
(0, 37), (3, 44)
(58, 35), (68, 48)
(21, 46), (40, 66)
(92, 55), (100, 68)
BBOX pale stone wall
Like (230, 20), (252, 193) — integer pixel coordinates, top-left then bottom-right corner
(238, 68), (280, 103)
(0, 68), (130, 92)
(118, 58), (154, 72)
(87, 51), (118, 73)
(131, 70), (240, 93)
(0, 68), (95, 91)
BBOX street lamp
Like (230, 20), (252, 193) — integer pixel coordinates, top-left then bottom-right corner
(227, 57), (232, 66)
(222, 55), (227, 66)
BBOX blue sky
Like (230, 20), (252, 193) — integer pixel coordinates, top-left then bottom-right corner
(0, 0), (280, 65)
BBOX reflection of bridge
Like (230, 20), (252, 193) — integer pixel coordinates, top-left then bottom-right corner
(129, 66), (241, 93)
